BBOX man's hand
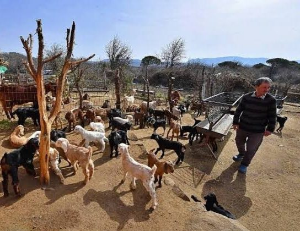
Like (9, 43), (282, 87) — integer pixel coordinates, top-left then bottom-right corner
(264, 130), (272, 136)
(232, 125), (239, 130)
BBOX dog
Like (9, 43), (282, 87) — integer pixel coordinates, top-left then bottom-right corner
(276, 116), (288, 133)
(150, 133), (186, 165)
(1, 138), (39, 197)
(11, 107), (40, 126)
(204, 193), (236, 219)
(118, 143), (158, 209)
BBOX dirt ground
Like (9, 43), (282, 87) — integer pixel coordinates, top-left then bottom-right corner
(0, 99), (299, 231)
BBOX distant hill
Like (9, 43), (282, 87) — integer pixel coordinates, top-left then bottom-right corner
(189, 56), (300, 66)
(102, 59), (141, 67)
(188, 56), (269, 66)
(3, 52), (299, 69)
(122, 57), (300, 67)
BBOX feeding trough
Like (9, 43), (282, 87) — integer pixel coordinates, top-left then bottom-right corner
(195, 92), (243, 159)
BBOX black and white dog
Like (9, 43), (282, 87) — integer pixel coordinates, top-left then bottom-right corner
(147, 117), (166, 135)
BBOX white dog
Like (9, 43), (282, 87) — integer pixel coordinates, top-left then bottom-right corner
(90, 122), (105, 133)
(49, 147), (65, 184)
(118, 143), (158, 209)
(74, 125), (108, 152)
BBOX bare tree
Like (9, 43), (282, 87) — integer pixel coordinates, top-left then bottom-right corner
(161, 38), (185, 68)
(20, 20), (95, 185)
(70, 63), (89, 109)
(105, 36), (132, 70)
(45, 43), (65, 75)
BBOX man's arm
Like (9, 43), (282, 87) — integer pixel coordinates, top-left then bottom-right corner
(233, 95), (245, 126)
(266, 98), (277, 133)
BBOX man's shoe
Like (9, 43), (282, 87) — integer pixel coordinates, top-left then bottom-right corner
(233, 154), (244, 162)
(238, 165), (247, 174)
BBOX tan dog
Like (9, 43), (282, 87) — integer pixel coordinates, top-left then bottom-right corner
(147, 149), (174, 187)
(166, 118), (181, 141)
(9, 125), (28, 148)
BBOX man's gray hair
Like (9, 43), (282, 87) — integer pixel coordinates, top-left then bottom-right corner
(255, 77), (273, 86)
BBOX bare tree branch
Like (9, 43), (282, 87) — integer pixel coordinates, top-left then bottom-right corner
(36, 20), (45, 77)
(70, 54), (95, 67)
(105, 36), (132, 70)
(22, 62), (35, 77)
(162, 38), (185, 68)
(43, 53), (62, 64)
(20, 35), (37, 79)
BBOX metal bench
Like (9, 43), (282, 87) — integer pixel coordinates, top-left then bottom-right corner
(195, 92), (242, 159)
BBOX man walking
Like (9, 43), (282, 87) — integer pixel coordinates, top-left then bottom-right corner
(232, 77), (277, 173)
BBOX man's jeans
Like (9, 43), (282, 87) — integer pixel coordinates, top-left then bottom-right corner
(235, 129), (264, 167)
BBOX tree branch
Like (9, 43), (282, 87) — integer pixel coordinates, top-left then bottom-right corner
(36, 19), (44, 77)
(70, 54), (95, 67)
(43, 53), (63, 64)
(20, 35), (37, 79)
(22, 62), (35, 77)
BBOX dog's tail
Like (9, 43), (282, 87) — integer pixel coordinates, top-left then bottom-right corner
(191, 195), (201, 202)
(150, 164), (157, 175)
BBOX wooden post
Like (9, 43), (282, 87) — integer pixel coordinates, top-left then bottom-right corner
(168, 74), (174, 110)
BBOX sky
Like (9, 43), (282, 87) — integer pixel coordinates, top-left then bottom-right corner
(0, 0), (299, 61)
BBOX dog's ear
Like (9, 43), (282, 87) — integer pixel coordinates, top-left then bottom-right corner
(164, 161), (174, 174)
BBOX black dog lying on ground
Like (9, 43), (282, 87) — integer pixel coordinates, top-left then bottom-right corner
(11, 107), (40, 126)
(276, 115), (288, 133)
(1, 138), (39, 197)
(203, 193), (236, 219)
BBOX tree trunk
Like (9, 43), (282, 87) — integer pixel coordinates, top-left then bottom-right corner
(168, 74), (173, 110)
(143, 81), (146, 97)
(145, 67), (150, 113)
(76, 83), (83, 109)
(39, 122), (51, 185)
(115, 69), (121, 109)
(199, 67), (205, 101)
(206, 75), (211, 98)
(36, 74), (51, 185)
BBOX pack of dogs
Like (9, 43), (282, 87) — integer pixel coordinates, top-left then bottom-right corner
(1, 100), (289, 213)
